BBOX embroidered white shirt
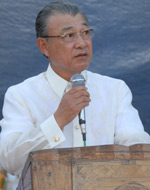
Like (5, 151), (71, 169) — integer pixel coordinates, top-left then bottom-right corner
(0, 64), (150, 175)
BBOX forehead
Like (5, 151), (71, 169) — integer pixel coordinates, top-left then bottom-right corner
(47, 14), (88, 32)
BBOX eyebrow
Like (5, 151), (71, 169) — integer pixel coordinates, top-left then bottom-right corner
(61, 22), (88, 32)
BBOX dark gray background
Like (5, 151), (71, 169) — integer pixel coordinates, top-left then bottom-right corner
(0, 0), (150, 133)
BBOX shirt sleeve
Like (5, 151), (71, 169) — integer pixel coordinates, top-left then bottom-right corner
(114, 81), (150, 146)
(0, 87), (65, 175)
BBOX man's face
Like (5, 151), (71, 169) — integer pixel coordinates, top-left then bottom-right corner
(44, 13), (93, 81)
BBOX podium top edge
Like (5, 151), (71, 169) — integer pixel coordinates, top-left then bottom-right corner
(28, 144), (150, 161)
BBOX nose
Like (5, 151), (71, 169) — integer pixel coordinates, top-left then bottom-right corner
(74, 34), (87, 49)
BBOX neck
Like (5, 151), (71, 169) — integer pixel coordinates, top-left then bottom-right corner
(50, 64), (82, 82)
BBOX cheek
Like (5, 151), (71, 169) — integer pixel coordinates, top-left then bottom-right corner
(87, 42), (93, 59)
(89, 40), (93, 51)
(58, 45), (73, 60)
(51, 47), (72, 64)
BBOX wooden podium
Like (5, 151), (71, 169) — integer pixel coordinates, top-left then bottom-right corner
(17, 144), (150, 190)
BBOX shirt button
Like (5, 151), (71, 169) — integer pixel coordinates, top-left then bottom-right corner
(67, 83), (71, 88)
(54, 137), (60, 142)
(75, 125), (80, 129)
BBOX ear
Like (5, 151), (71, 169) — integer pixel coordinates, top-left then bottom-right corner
(37, 38), (49, 57)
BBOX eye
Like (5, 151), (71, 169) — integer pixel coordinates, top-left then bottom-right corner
(83, 30), (90, 36)
(65, 32), (75, 39)
(68, 33), (73, 38)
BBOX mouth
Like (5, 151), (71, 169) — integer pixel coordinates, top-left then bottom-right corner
(74, 52), (88, 59)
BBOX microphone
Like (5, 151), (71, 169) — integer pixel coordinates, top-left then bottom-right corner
(70, 73), (87, 147)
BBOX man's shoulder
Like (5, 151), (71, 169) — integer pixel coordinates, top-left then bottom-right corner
(86, 70), (124, 85)
(7, 71), (46, 94)
(86, 70), (130, 96)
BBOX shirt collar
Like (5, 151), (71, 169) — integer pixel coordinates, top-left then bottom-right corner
(46, 63), (87, 98)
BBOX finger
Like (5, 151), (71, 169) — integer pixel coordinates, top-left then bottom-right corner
(76, 101), (91, 112)
(69, 88), (90, 99)
(76, 96), (91, 105)
(69, 86), (88, 94)
(73, 90), (90, 99)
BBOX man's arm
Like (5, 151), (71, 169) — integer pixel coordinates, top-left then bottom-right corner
(0, 85), (90, 175)
(114, 81), (150, 146)
(0, 87), (63, 175)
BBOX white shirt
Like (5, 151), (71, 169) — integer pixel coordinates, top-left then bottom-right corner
(0, 64), (150, 175)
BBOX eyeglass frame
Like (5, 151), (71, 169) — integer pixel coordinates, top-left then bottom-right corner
(41, 28), (95, 42)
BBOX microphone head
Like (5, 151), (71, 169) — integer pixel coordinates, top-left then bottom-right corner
(70, 73), (86, 87)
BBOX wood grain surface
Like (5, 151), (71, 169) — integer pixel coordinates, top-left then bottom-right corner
(17, 144), (150, 190)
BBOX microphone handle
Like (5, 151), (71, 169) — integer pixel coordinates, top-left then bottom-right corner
(79, 109), (86, 134)
(70, 73), (87, 146)
(79, 109), (86, 147)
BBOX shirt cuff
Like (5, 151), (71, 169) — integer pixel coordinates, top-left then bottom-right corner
(40, 115), (65, 148)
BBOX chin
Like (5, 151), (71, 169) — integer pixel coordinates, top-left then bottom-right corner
(80, 63), (90, 71)
(76, 61), (90, 69)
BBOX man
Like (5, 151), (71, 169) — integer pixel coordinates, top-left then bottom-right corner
(0, 1), (150, 176)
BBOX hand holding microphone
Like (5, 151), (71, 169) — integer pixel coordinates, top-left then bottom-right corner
(54, 74), (90, 132)
(71, 74), (88, 146)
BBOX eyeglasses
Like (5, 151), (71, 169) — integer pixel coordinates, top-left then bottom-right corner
(41, 28), (95, 42)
